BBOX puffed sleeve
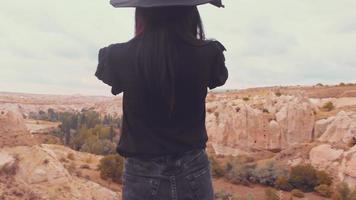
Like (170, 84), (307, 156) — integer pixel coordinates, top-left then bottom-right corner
(208, 41), (228, 90)
(95, 45), (123, 95)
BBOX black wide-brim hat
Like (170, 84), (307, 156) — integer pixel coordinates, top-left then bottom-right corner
(110, 0), (224, 8)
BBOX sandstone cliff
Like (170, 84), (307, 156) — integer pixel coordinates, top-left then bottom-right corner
(206, 93), (315, 152)
(0, 108), (37, 148)
(310, 111), (356, 187)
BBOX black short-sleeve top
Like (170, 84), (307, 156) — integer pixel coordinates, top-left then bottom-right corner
(95, 36), (228, 158)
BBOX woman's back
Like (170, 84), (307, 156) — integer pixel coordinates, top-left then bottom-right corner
(95, 3), (227, 199)
(96, 35), (227, 158)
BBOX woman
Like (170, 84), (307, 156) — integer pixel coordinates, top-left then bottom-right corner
(95, 1), (228, 199)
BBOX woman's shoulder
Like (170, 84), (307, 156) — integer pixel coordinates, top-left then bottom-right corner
(99, 42), (128, 55)
(99, 39), (141, 63)
(100, 36), (142, 54)
(190, 39), (226, 61)
(203, 39), (226, 53)
(182, 39), (226, 58)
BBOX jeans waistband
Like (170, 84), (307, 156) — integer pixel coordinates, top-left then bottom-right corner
(128, 148), (205, 167)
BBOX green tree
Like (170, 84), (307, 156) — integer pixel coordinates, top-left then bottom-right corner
(47, 108), (58, 121)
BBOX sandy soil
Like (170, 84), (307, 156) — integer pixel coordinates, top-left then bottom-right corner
(213, 178), (330, 200)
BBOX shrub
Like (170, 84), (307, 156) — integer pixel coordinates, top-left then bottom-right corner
(262, 108), (269, 113)
(246, 193), (255, 200)
(275, 92), (282, 97)
(98, 154), (124, 183)
(322, 101), (335, 112)
(289, 164), (318, 192)
(315, 184), (332, 198)
(252, 160), (288, 186)
(208, 154), (224, 178)
(265, 188), (280, 200)
(347, 137), (356, 148)
(291, 189), (304, 198)
(224, 157), (256, 185)
(44, 137), (59, 144)
(235, 107), (241, 112)
(274, 176), (293, 191)
(0, 160), (19, 176)
(243, 97), (250, 101)
(85, 156), (93, 163)
(43, 159), (49, 165)
(349, 187), (356, 200)
(80, 164), (90, 169)
(65, 163), (76, 174)
(332, 182), (350, 200)
(67, 153), (75, 160)
(81, 138), (116, 155)
(75, 170), (82, 177)
(215, 189), (239, 200)
(316, 170), (333, 186)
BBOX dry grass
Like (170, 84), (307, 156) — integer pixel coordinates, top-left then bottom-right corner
(67, 153), (75, 161)
(85, 156), (93, 164)
(64, 163), (76, 174)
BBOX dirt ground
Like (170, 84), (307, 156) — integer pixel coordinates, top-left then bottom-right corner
(213, 178), (330, 200)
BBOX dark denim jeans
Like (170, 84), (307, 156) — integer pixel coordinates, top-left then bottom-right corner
(122, 149), (215, 200)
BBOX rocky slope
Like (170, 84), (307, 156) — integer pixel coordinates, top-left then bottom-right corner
(0, 144), (120, 200)
(0, 108), (121, 200)
(206, 91), (356, 187)
(309, 111), (356, 187)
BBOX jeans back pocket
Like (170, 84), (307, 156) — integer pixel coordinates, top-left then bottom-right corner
(122, 173), (160, 200)
(184, 151), (215, 200)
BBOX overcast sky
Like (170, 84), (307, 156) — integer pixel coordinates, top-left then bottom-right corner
(0, 0), (355, 96)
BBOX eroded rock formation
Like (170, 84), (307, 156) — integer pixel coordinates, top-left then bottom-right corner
(310, 144), (356, 187)
(318, 111), (356, 145)
(0, 108), (120, 199)
(206, 94), (315, 152)
(0, 108), (37, 147)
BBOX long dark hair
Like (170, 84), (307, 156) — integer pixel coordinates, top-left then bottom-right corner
(135, 6), (205, 118)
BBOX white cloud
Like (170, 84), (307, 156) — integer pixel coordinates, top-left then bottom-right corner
(0, 0), (355, 95)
